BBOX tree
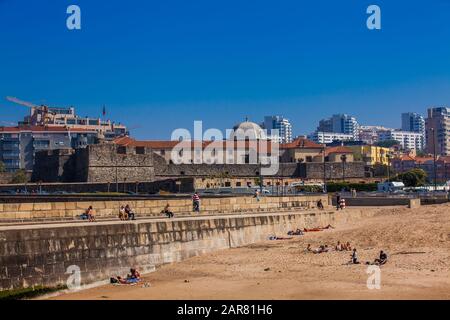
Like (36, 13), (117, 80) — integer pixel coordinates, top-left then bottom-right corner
(392, 168), (427, 187)
(376, 140), (400, 148)
(10, 169), (28, 184)
(0, 161), (5, 173)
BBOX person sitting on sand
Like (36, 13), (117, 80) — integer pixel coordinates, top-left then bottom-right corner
(127, 268), (141, 281)
(306, 244), (312, 252)
(161, 203), (174, 218)
(350, 248), (360, 264)
(373, 250), (388, 265)
(343, 242), (352, 251)
(335, 241), (343, 251)
(119, 205), (127, 220)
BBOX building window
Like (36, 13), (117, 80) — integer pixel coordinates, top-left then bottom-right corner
(136, 147), (145, 154)
(117, 146), (126, 154)
(236, 182), (242, 187)
(225, 182), (231, 187)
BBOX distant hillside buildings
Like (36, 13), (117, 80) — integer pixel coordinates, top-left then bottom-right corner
(0, 105), (127, 172)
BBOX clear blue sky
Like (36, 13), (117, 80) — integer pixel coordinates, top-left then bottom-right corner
(1, 0), (450, 139)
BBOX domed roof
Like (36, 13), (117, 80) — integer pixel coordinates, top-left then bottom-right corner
(230, 120), (267, 140)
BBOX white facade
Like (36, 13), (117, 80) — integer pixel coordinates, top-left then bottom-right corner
(317, 114), (359, 140)
(378, 129), (425, 151)
(401, 112), (425, 137)
(263, 116), (293, 143)
(308, 131), (354, 144)
(358, 125), (391, 144)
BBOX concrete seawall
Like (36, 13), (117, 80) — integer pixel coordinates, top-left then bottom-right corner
(0, 194), (327, 221)
(0, 209), (337, 291)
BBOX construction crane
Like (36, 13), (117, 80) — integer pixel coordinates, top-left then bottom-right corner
(5, 96), (56, 125)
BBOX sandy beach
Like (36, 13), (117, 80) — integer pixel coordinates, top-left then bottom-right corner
(51, 204), (450, 300)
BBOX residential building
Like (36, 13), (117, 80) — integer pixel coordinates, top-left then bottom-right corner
(307, 131), (354, 144)
(263, 116), (293, 143)
(391, 154), (450, 183)
(378, 129), (425, 152)
(14, 100), (128, 140)
(347, 145), (391, 166)
(0, 126), (98, 172)
(358, 125), (391, 145)
(425, 107), (450, 156)
(401, 112), (425, 136)
(279, 137), (323, 163)
(317, 114), (359, 140)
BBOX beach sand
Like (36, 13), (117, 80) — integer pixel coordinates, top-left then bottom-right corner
(51, 203), (450, 300)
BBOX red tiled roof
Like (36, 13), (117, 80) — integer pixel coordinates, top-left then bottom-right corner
(280, 137), (323, 149)
(114, 136), (276, 152)
(325, 146), (353, 156)
(394, 154), (415, 162)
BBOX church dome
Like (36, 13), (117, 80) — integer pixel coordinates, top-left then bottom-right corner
(229, 120), (267, 140)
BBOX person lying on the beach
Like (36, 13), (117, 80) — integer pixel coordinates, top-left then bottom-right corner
(268, 235), (293, 240)
(303, 225), (334, 232)
(287, 229), (304, 236)
(309, 245), (329, 254)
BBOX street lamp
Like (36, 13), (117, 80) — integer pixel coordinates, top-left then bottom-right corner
(340, 154), (347, 183)
(431, 128), (437, 191)
(386, 153), (391, 182)
(322, 145), (327, 193)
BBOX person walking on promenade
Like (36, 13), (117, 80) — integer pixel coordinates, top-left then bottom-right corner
(192, 192), (200, 213)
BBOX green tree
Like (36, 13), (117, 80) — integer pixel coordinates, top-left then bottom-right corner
(0, 161), (5, 173)
(10, 169), (28, 184)
(392, 168), (427, 187)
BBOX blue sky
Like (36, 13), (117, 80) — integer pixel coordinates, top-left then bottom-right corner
(1, 0), (450, 139)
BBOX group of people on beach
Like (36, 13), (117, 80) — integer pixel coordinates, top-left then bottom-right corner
(306, 241), (351, 254)
(350, 249), (388, 266)
(306, 241), (389, 266)
(110, 268), (141, 285)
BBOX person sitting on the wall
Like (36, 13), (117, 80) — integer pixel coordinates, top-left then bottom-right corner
(161, 203), (174, 218)
(125, 204), (135, 220)
(87, 206), (96, 222)
(119, 205), (127, 220)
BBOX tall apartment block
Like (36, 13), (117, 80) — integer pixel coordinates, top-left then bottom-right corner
(425, 107), (450, 155)
(316, 114), (359, 140)
(401, 112), (425, 136)
(263, 115), (293, 143)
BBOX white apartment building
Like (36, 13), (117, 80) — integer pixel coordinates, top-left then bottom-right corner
(307, 131), (354, 144)
(378, 129), (425, 151)
(263, 115), (293, 143)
